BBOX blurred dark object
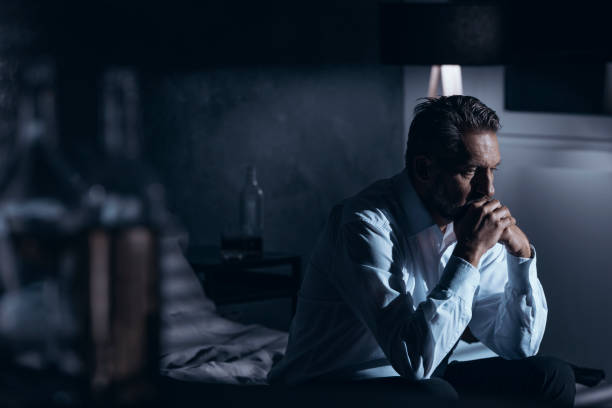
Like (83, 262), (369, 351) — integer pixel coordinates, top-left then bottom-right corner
(506, 63), (612, 115)
(0, 63), (163, 406)
(380, 1), (612, 65)
(0, 62), (88, 385)
(85, 68), (162, 406)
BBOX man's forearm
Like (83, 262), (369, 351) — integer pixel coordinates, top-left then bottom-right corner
(479, 247), (546, 359)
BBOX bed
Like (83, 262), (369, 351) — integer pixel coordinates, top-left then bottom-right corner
(160, 236), (611, 407)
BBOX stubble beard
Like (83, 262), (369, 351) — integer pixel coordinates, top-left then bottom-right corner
(429, 179), (489, 222)
(429, 183), (464, 222)
(430, 183), (489, 222)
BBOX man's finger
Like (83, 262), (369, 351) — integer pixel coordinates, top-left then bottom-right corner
(492, 206), (510, 221)
(482, 199), (501, 214)
(498, 216), (514, 230)
(471, 197), (490, 208)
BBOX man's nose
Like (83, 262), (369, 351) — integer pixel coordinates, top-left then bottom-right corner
(475, 170), (495, 197)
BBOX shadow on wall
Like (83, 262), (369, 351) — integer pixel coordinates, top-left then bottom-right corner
(141, 65), (404, 260)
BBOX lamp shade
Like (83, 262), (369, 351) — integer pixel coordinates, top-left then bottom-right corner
(380, 2), (612, 66)
(380, 3), (504, 65)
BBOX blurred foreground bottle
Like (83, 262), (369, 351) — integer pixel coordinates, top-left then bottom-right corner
(85, 67), (161, 406)
(0, 61), (89, 403)
(0, 63), (162, 406)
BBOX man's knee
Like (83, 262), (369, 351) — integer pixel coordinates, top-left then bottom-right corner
(416, 377), (459, 401)
(354, 376), (459, 401)
(524, 356), (575, 406)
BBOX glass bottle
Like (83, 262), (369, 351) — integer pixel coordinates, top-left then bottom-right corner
(239, 165), (264, 256)
(0, 63), (162, 406)
(0, 61), (88, 404)
(85, 67), (160, 406)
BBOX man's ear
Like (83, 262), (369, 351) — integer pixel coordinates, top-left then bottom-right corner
(413, 155), (434, 182)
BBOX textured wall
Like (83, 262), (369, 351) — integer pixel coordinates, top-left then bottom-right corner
(142, 65), (404, 260)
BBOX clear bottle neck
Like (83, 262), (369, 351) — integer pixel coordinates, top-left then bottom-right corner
(17, 63), (57, 147)
(101, 68), (141, 160)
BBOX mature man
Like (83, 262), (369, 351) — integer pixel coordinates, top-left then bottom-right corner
(269, 96), (575, 406)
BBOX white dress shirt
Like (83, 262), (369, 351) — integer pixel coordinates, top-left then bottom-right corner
(268, 169), (547, 385)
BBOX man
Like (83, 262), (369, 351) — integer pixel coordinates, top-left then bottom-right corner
(268, 96), (575, 406)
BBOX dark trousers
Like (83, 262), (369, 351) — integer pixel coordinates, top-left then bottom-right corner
(443, 356), (575, 406)
(344, 356), (575, 407)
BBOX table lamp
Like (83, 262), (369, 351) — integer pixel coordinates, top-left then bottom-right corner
(380, 2), (612, 98)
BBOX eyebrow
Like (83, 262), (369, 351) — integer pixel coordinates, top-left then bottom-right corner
(464, 160), (502, 168)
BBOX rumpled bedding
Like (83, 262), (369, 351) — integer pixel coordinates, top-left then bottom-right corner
(159, 235), (288, 384)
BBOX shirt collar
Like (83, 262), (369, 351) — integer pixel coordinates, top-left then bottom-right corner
(390, 168), (436, 239)
(441, 221), (457, 250)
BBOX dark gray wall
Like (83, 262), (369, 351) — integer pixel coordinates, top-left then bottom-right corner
(142, 65), (404, 259)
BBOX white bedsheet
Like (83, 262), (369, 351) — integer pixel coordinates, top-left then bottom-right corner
(160, 311), (287, 384)
(159, 236), (288, 384)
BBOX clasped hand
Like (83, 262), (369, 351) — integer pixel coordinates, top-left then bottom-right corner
(453, 198), (531, 267)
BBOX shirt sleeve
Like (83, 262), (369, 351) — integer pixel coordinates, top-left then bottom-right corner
(468, 244), (548, 359)
(329, 219), (480, 380)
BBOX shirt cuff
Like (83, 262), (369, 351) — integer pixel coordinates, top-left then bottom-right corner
(506, 244), (538, 293)
(435, 255), (480, 303)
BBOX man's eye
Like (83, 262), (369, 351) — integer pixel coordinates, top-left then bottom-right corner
(462, 168), (476, 175)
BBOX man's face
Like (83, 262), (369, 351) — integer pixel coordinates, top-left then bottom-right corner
(428, 131), (501, 222)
